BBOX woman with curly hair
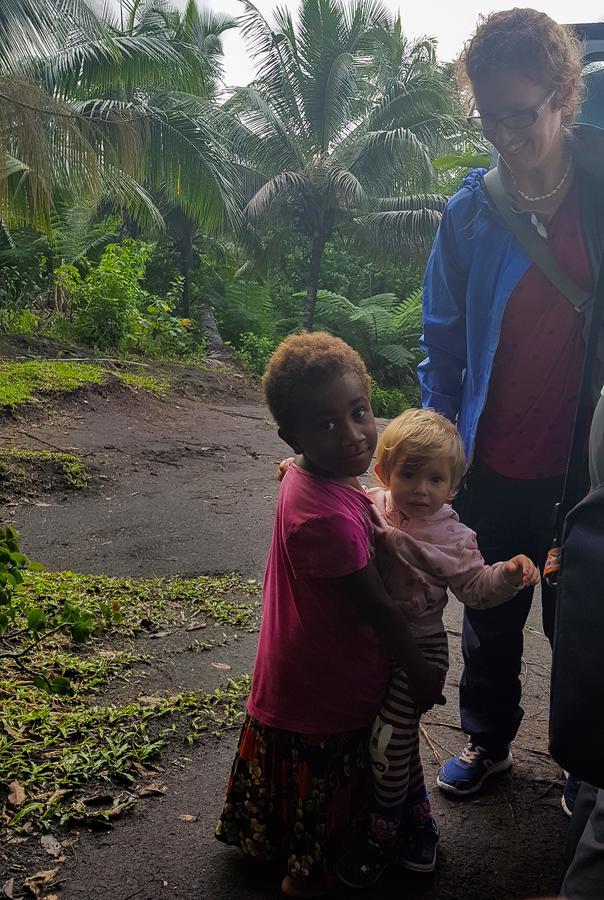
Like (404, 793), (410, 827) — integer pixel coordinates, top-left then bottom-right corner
(419, 8), (604, 808)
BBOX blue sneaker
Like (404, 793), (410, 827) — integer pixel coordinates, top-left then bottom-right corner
(561, 774), (580, 817)
(436, 741), (512, 796)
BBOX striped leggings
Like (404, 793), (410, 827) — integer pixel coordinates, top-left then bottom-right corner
(370, 630), (449, 816)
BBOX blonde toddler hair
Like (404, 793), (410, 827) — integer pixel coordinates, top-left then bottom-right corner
(376, 408), (466, 491)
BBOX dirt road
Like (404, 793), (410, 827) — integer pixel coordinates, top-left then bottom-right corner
(2, 371), (567, 900)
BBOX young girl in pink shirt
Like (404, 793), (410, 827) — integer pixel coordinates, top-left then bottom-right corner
(215, 334), (445, 897)
(337, 408), (539, 888)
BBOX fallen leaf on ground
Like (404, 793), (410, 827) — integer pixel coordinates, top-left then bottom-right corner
(137, 696), (165, 707)
(150, 630), (171, 639)
(40, 835), (62, 858)
(81, 794), (114, 808)
(185, 621), (207, 632)
(70, 797), (134, 829)
(2, 878), (14, 898)
(22, 868), (58, 896)
(210, 662), (231, 671)
(178, 814), (197, 822)
(7, 781), (25, 808)
(135, 782), (167, 798)
(46, 789), (71, 807)
(2, 722), (22, 741)
(132, 762), (156, 778)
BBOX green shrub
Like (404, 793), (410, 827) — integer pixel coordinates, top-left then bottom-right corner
(135, 277), (201, 358)
(370, 382), (419, 419)
(237, 332), (277, 376)
(70, 240), (152, 349)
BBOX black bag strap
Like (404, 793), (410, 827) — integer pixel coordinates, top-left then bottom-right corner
(554, 256), (604, 533)
(484, 168), (591, 312)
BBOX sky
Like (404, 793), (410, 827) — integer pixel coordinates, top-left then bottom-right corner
(205, 1), (604, 85)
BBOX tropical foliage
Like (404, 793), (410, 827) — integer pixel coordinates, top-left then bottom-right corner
(0, 0), (240, 235)
(0, 0), (476, 402)
(228, 0), (461, 328)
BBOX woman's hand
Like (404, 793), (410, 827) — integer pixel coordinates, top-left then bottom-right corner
(503, 555), (540, 587)
(277, 457), (295, 481)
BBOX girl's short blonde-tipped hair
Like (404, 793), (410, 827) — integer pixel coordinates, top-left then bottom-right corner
(376, 408), (467, 490)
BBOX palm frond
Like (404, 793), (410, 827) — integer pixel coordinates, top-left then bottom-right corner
(345, 126), (434, 193)
(326, 166), (365, 206)
(319, 52), (356, 149)
(0, 76), (100, 231)
(225, 86), (307, 171)
(353, 208), (442, 261)
(245, 171), (312, 225)
(102, 167), (165, 232)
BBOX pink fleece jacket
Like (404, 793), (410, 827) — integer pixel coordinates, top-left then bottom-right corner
(368, 487), (519, 637)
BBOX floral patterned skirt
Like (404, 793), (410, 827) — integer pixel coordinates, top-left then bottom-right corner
(215, 714), (371, 883)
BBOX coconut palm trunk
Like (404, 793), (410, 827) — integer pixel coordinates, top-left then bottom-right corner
(304, 233), (327, 332)
(228, 0), (460, 332)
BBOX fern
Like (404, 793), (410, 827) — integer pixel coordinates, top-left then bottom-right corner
(311, 287), (423, 385)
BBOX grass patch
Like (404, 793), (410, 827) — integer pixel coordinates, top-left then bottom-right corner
(1, 675), (251, 830)
(0, 448), (90, 495)
(0, 360), (105, 407)
(117, 371), (171, 395)
(0, 360), (172, 410)
(20, 571), (260, 638)
(0, 570), (258, 831)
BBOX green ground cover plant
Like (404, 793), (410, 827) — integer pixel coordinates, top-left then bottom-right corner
(0, 449), (90, 493)
(0, 360), (171, 410)
(0, 561), (259, 831)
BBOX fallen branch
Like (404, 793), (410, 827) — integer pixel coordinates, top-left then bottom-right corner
(14, 429), (70, 454)
(420, 724), (445, 765)
(207, 407), (269, 423)
(423, 720), (463, 730)
(16, 357), (153, 367)
(515, 744), (551, 758)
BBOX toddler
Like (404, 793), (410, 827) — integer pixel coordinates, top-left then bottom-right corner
(337, 408), (539, 888)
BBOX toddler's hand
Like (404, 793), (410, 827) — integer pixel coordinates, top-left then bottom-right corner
(503, 555), (540, 587)
(408, 663), (446, 713)
(277, 457), (295, 481)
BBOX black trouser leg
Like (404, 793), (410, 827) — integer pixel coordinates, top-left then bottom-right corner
(455, 463), (564, 749)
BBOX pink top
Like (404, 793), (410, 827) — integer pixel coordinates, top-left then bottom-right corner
(475, 179), (592, 479)
(369, 488), (519, 636)
(248, 465), (389, 734)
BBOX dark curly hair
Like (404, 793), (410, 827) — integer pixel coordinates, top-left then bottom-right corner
(262, 332), (371, 430)
(457, 8), (584, 123)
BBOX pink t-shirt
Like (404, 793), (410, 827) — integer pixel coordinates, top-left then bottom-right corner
(248, 464), (389, 734)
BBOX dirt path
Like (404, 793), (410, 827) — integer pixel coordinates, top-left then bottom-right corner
(1, 375), (568, 900)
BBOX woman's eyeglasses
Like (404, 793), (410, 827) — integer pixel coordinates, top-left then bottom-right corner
(466, 91), (556, 134)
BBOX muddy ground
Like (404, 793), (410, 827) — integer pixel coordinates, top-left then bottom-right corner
(1, 349), (569, 900)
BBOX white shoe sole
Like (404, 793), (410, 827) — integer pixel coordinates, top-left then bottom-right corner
(436, 751), (513, 796)
(400, 825), (439, 873)
(400, 855), (437, 873)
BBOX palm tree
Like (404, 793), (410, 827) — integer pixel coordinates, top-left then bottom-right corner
(0, 0), (239, 240)
(228, 0), (460, 330)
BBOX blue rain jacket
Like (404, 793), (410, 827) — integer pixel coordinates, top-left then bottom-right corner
(419, 124), (604, 462)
